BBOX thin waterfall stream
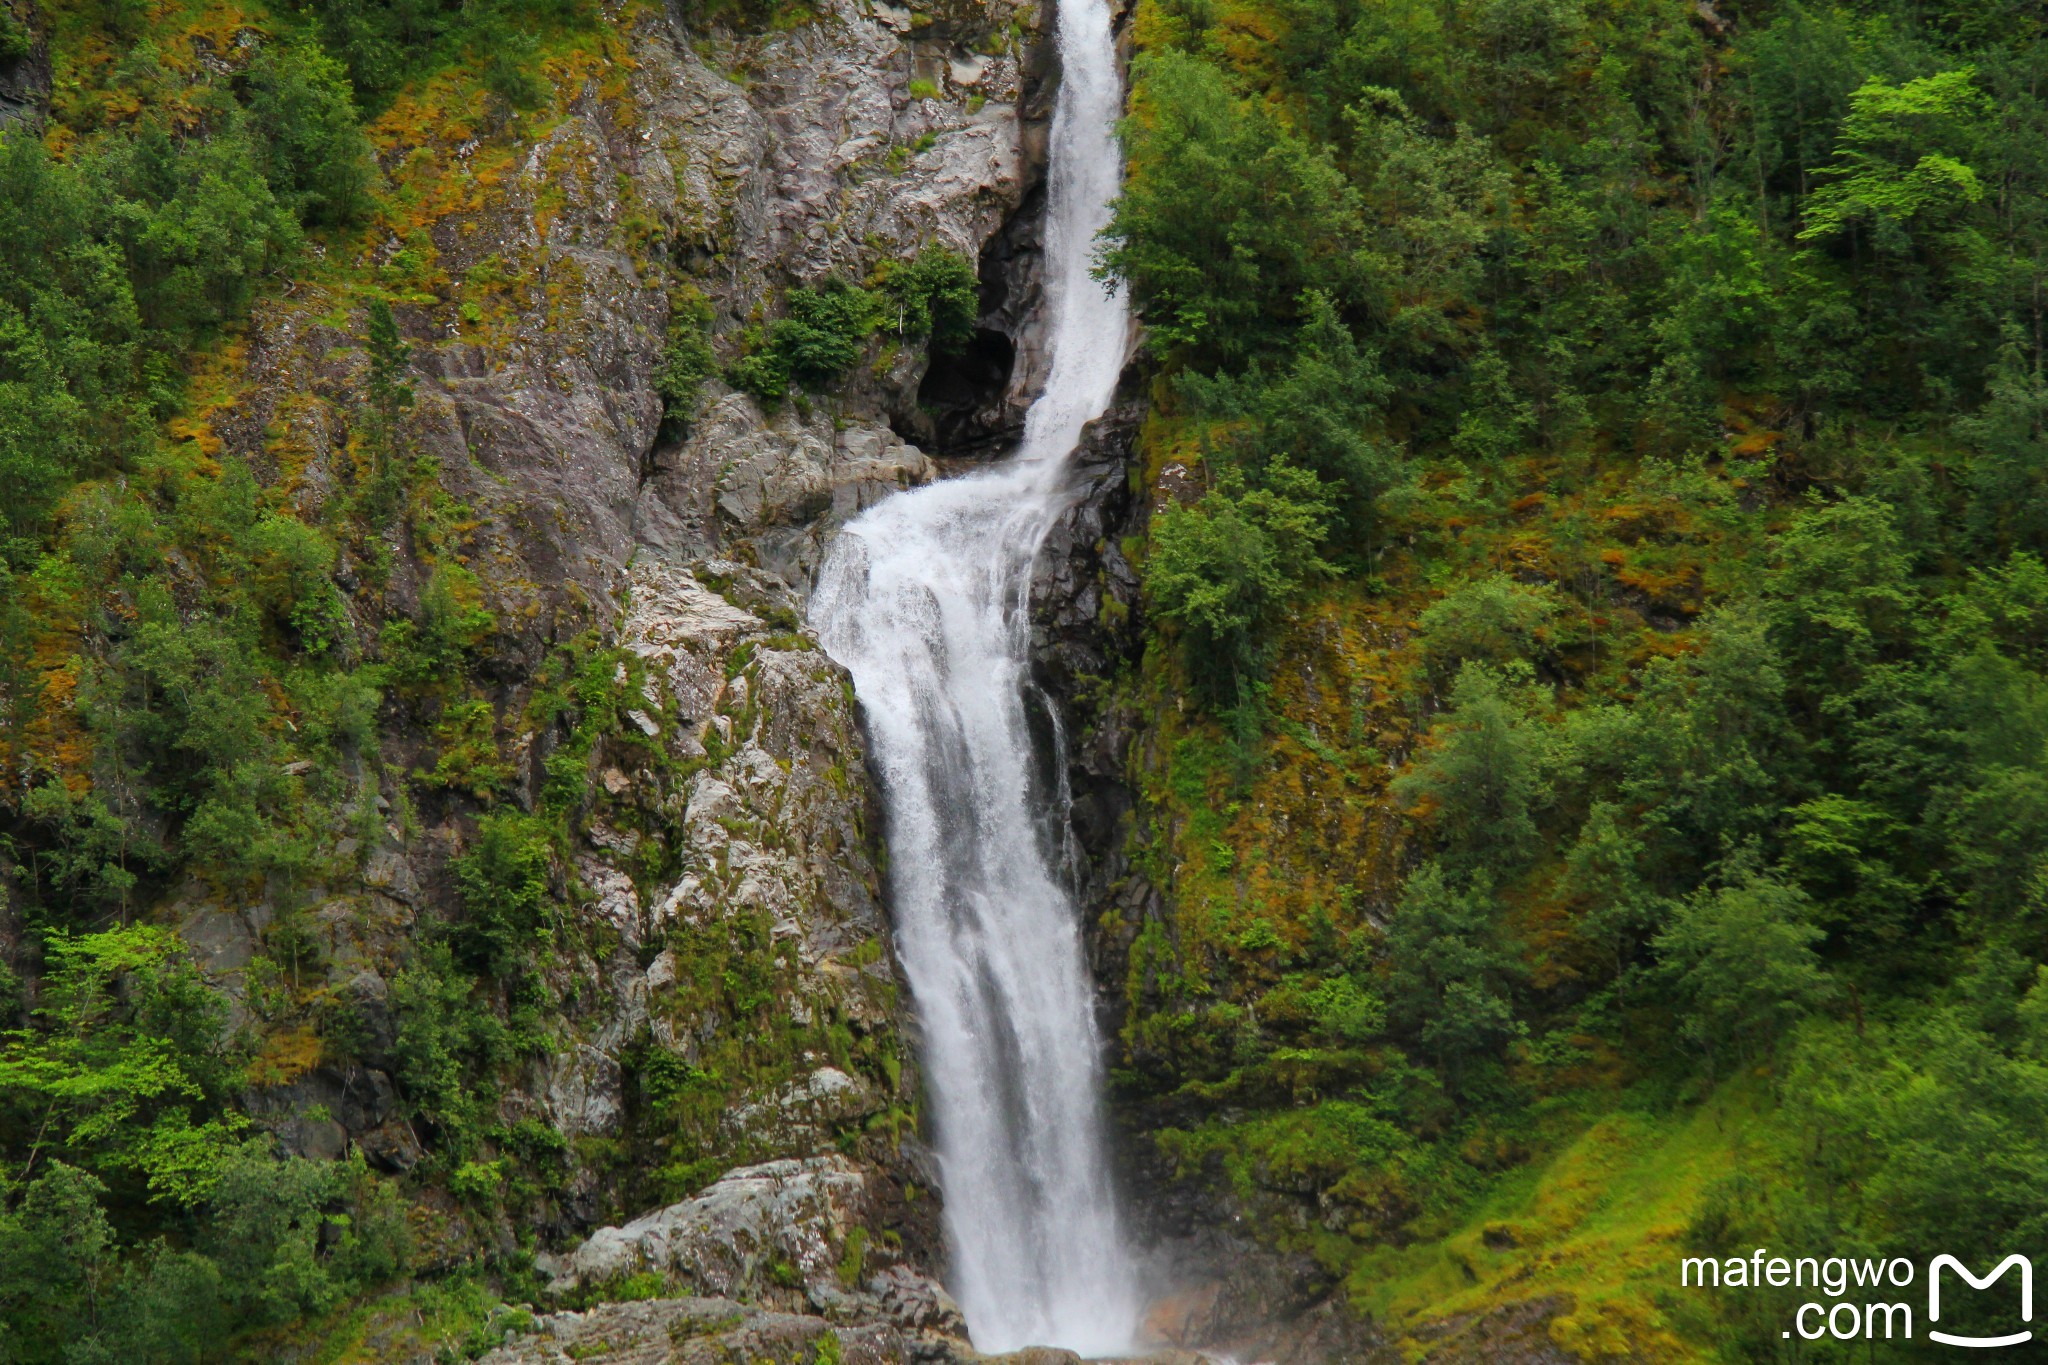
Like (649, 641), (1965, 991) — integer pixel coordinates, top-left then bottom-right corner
(806, 0), (1140, 1348)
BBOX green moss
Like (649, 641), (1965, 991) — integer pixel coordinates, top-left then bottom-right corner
(835, 1227), (869, 1287)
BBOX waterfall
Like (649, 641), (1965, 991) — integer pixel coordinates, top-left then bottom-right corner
(807, 0), (1139, 1349)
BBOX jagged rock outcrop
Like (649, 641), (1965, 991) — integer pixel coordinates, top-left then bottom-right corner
(551, 1156), (880, 1300)
(543, 1155), (964, 1335)
(0, 5), (47, 128)
(468, 1294), (987, 1365)
(473, 1297), (916, 1365)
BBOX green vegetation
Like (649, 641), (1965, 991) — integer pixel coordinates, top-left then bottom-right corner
(0, 0), (619, 1357)
(1110, 0), (2048, 1355)
(727, 246), (980, 405)
(0, 927), (410, 1362)
(2, 0), (934, 1345)
(302, 0), (592, 112)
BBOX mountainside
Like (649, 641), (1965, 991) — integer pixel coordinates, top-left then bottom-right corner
(1, 0), (1055, 1355)
(5, 0), (2048, 1362)
(1085, 0), (2048, 1359)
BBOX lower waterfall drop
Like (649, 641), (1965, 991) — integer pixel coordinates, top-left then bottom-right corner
(807, 0), (1139, 1348)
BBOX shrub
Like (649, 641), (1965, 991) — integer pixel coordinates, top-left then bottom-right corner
(1145, 461), (1334, 702)
(451, 811), (559, 976)
(243, 40), (377, 227)
(882, 245), (979, 351)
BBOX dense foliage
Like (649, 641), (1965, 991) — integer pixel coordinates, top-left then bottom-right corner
(1109, 0), (2048, 1354)
(0, 0), (991, 1349)
(0, 0), (899, 1356)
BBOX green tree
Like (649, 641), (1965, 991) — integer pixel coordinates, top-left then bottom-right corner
(96, 115), (302, 339)
(1181, 291), (1405, 543)
(1415, 573), (1561, 676)
(883, 245), (980, 350)
(1764, 497), (1915, 732)
(1393, 663), (1551, 874)
(1798, 69), (1989, 252)
(1383, 862), (1524, 1089)
(0, 1163), (119, 1363)
(1657, 867), (1832, 1062)
(360, 298), (414, 518)
(0, 926), (242, 1206)
(243, 40), (377, 227)
(452, 811), (558, 976)
(656, 286), (717, 433)
(1960, 332), (2048, 556)
(1145, 462), (1334, 702)
(1103, 49), (1365, 366)
(729, 279), (884, 401)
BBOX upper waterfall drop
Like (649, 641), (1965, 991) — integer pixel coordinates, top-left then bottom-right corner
(807, 0), (1139, 1350)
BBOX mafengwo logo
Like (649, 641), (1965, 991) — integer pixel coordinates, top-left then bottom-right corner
(1928, 1256), (2032, 1349)
(1681, 1250), (2034, 1346)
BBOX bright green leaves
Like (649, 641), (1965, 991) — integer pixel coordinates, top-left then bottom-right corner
(0, 926), (242, 1207)
(1799, 69), (1989, 247)
(763, 281), (881, 387)
(0, 1148), (411, 1361)
(880, 245), (980, 351)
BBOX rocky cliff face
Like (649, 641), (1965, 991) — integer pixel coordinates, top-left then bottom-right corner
(1028, 399), (1395, 1365)
(163, 0), (1052, 1318)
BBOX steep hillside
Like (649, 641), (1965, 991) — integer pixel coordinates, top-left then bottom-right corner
(0, 0), (1051, 1355)
(1091, 0), (2048, 1359)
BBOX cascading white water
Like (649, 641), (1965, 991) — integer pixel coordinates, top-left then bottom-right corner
(807, 0), (1138, 1351)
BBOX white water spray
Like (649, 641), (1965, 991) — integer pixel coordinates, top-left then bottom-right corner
(808, 0), (1139, 1349)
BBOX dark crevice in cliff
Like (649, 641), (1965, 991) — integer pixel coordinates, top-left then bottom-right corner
(915, 324), (1020, 454)
(891, 28), (1056, 461)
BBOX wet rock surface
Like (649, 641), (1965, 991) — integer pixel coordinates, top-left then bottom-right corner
(1025, 395), (1428, 1361)
(0, 15), (46, 127)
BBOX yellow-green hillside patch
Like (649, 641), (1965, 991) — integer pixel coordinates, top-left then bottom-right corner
(1349, 1081), (1772, 1363)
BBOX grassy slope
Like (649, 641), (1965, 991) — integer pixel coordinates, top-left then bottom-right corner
(1351, 1083), (1770, 1363)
